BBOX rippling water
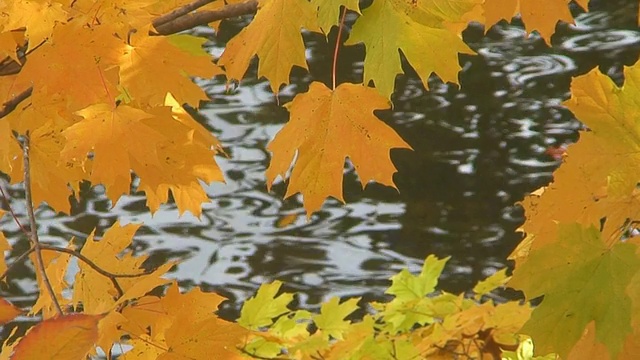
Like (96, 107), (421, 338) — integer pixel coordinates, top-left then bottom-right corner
(1, 1), (639, 320)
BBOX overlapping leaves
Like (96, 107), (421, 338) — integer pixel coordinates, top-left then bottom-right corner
(511, 63), (640, 359)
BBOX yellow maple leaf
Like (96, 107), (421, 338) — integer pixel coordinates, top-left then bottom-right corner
(483, 0), (576, 41)
(8, 121), (87, 213)
(0, 0), (68, 51)
(218, 0), (321, 94)
(73, 221), (172, 314)
(61, 103), (169, 203)
(311, 0), (361, 34)
(120, 283), (247, 359)
(345, 0), (475, 99)
(66, 0), (157, 38)
(266, 82), (411, 216)
(0, 30), (24, 63)
(17, 23), (122, 112)
(132, 95), (225, 216)
(120, 32), (222, 107)
(30, 245), (74, 319)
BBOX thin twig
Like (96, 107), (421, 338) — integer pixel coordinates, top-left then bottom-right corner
(152, 0), (217, 28)
(0, 245), (35, 282)
(0, 182), (30, 236)
(331, 6), (348, 90)
(152, 0), (258, 35)
(22, 134), (63, 315)
(39, 244), (154, 298)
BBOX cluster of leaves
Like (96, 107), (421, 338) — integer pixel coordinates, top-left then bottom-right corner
(507, 64), (640, 359)
(236, 256), (538, 359)
(0, 223), (545, 360)
(0, 0), (638, 359)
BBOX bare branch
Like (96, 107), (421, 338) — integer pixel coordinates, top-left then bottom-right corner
(153, 0), (217, 28)
(23, 134), (64, 316)
(0, 182), (31, 237)
(0, 245), (35, 283)
(153, 0), (258, 35)
(0, 87), (32, 119)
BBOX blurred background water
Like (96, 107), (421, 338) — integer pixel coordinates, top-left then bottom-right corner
(0, 0), (638, 321)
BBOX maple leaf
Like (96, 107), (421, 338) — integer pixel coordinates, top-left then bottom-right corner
(61, 103), (166, 203)
(134, 94), (225, 216)
(472, 268), (510, 301)
(313, 297), (360, 341)
(564, 66), (640, 197)
(238, 280), (293, 330)
(0, 298), (22, 325)
(483, 0), (578, 41)
(311, 0), (361, 34)
(120, 33), (222, 107)
(73, 221), (172, 314)
(0, 0), (68, 52)
(218, 0), (321, 94)
(120, 283), (247, 359)
(515, 64), (640, 256)
(8, 122), (87, 213)
(121, 282), (227, 337)
(345, 0), (475, 99)
(30, 246), (73, 319)
(509, 223), (640, 359)
(17, 23), (122, 112)
(10, 314), (103, 360)
(386, 255), (448, 302)
(0, 30), (24, 63)
(266, 82), (411, 216)
(66, 0), (157, 38)
(159, 317), (248, 360)
(379, 255), (449, 331)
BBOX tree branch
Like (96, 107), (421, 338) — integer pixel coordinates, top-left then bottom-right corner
(152, 0), (258, 35)
(152, 0), (217, 28)
(22, 134), (64, 316)
(0, 87), (32, 119)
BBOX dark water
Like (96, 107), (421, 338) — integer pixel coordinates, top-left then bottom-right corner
(1, 0), (638, 321)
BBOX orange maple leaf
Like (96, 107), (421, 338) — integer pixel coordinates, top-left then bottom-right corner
(11, 314), (103, 360)
(266, 82), (412, 216)
(0, 298), (21, 325)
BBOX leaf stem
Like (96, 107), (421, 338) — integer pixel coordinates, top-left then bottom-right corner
(22, 134), (63, 316)
(332, 6), (348, 90)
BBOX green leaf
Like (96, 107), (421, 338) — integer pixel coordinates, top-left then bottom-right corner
(473, 268), (510, 300)
(509, 223), (640, 358)
(313, 297), (360, 340)
(345, 0), (474, 99)
(238, 281), (294, 330)
(386, 254), (449, 302)
(167, 34), (210, 57)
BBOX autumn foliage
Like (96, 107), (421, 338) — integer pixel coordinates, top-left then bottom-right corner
(0, 0), (639, 359)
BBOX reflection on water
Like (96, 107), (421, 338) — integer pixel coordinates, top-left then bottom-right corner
(1, 1), (638, 320)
